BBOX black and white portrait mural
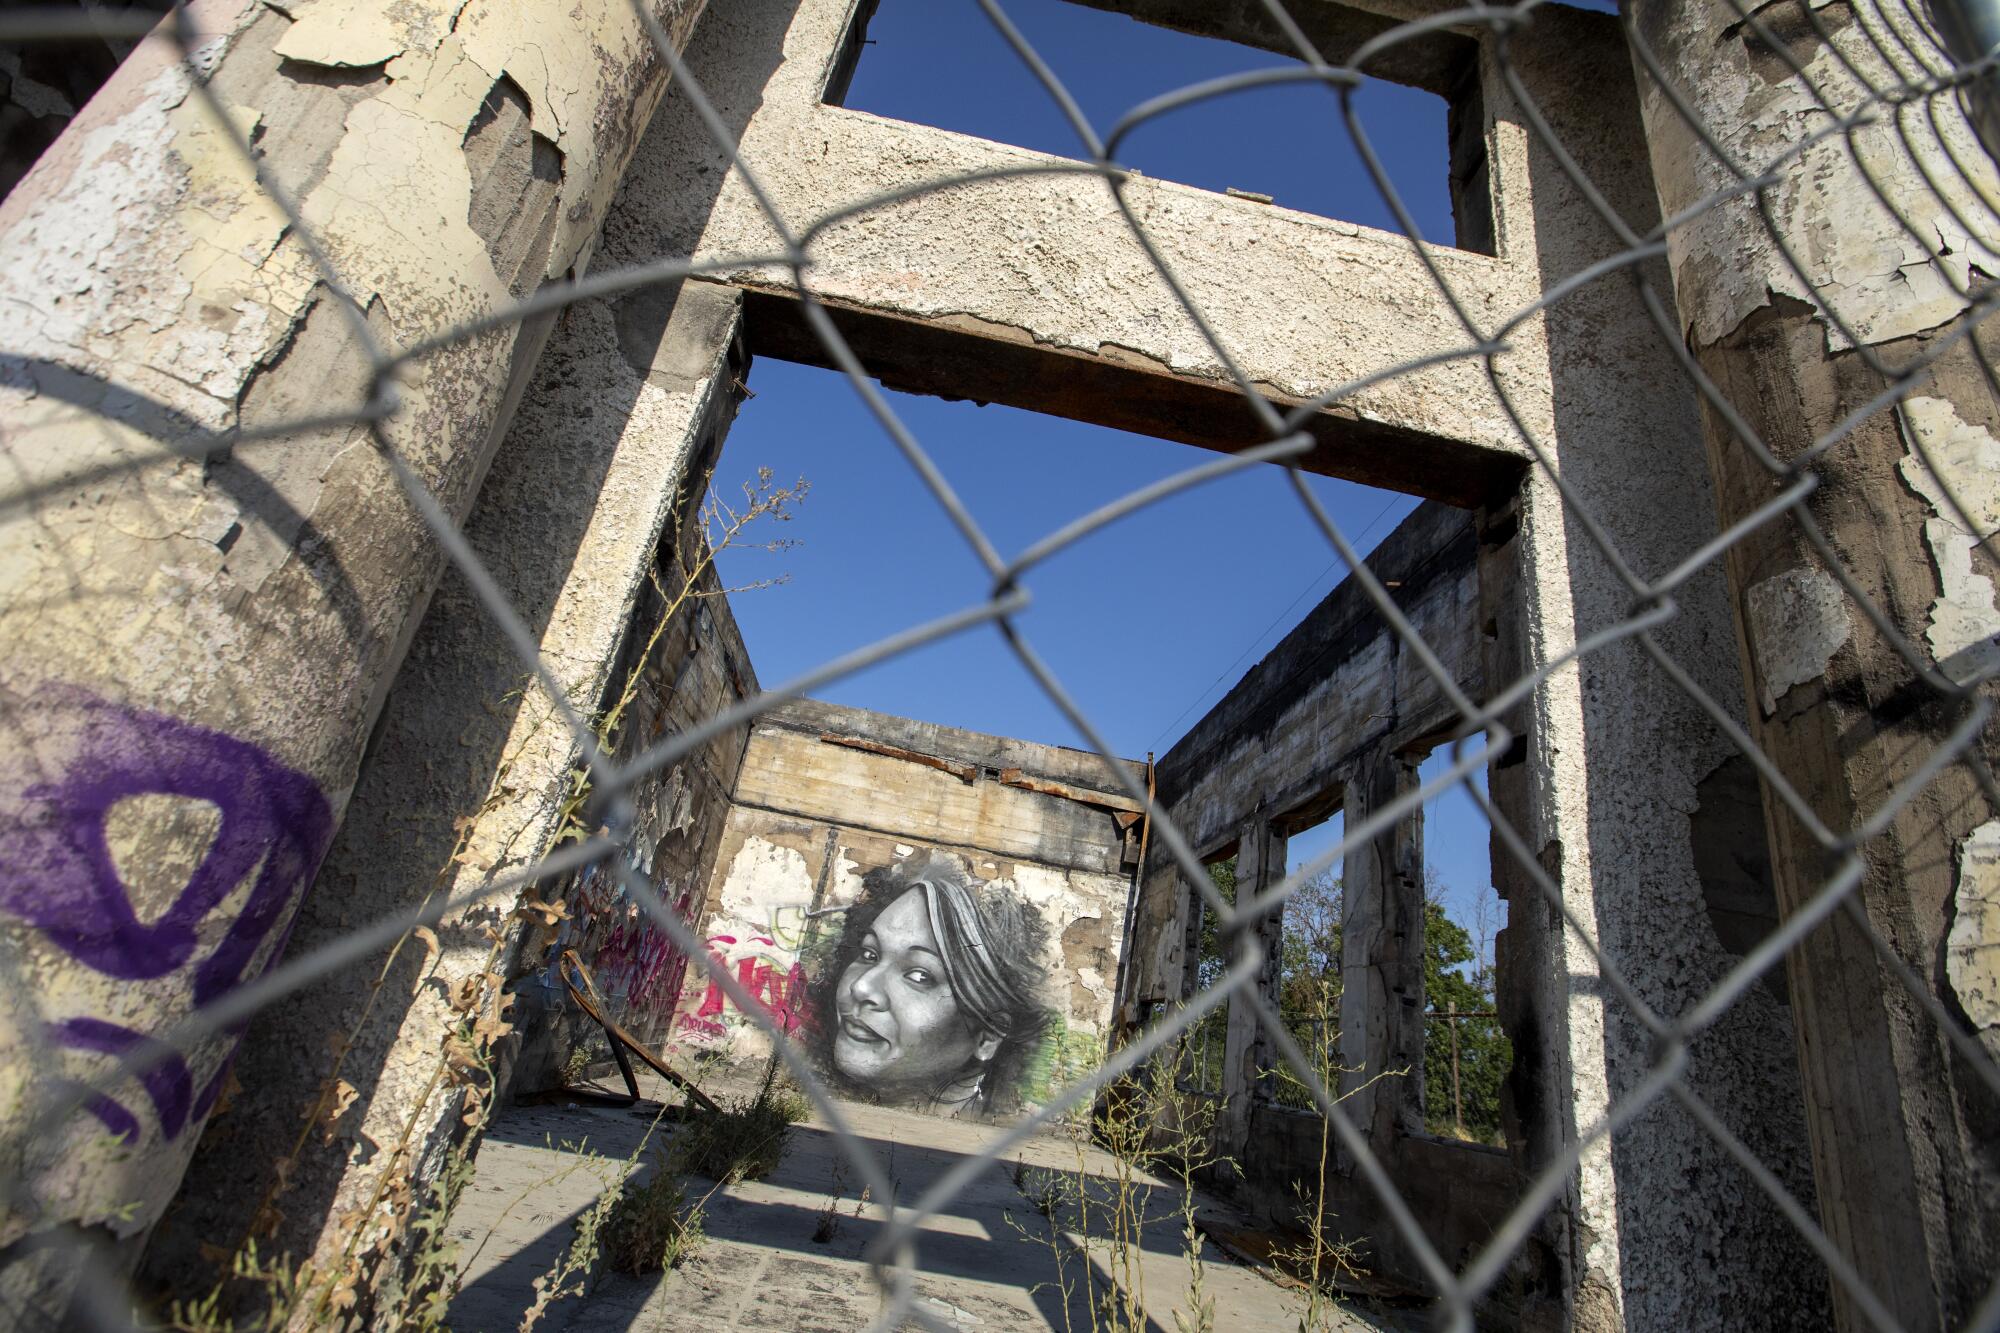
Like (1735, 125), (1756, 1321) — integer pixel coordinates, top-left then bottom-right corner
(806, 856), (1056, 1118)
(669, 818), (1123, 1123)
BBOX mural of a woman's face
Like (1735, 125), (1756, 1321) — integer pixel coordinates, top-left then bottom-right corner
(832, 889), (1000, 1098)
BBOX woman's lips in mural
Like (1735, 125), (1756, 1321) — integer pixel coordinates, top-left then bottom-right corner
(839, 1015), (887, 1045)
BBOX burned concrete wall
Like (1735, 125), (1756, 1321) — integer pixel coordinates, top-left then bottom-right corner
(673, 700), (1140, 1118)
(1122, 500), (1503, 1279)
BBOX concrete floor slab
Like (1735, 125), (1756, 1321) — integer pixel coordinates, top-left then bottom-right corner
(445, 1077), (1409, 1333)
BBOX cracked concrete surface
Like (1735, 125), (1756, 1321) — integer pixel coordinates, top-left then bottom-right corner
(0, 0), (709, 1296)
(447, 1078), (1406, 1333)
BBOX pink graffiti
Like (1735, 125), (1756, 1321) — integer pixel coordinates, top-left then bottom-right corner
(676, 935), (809, 1040)
(587, 888), (696, 1029)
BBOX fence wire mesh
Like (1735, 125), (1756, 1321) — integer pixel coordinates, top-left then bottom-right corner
(4, 0), (2000, 1329)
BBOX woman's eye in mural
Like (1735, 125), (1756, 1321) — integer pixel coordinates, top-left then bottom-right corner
(903, 967), (936, 988)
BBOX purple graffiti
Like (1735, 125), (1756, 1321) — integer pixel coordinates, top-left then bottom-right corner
(0, 687), (333, 1140)
(50, 1017), (193, 1139)
(58, 1080), (140, 1144)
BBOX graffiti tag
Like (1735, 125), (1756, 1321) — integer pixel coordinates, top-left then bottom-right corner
(675, 934), (809, 1041)
(0, 688), (333, 1142)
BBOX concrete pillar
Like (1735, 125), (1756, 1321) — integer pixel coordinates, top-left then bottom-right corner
(0, 0), (709, 1292)
(1338, 746), (1426, 1150)
(137, 278), (746, 1308)
(1218, 818), (1285, 1149)
(1630, 1), (2000, 1324)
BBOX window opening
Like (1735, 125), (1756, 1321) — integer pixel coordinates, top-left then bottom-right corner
(711, 355), (1420, 756)
(1412, 741), (1511, 1147)
(1177, 850), (1236, 1096)
(830, 0), (1491, 251)
(1272, 800), (1345, 1110)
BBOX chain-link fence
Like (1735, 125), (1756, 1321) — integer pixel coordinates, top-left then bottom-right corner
(4, 0), (2000, 1328)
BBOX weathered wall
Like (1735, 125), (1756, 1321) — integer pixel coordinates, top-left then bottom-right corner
(0, 0), (1930, 1324)
(513, 534), (762, 1074)
(1504, 9), (1824, 1328)
(0, 0), (708, 1303)
(673, 700), (1139, 1117)
(134, 270), (752, 1318)
(1125, 500), (1508, 1287)
(1630, 0), (2000, 1324)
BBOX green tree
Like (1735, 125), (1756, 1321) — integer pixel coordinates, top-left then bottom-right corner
(1421, 897), (1510, 1143)
(1273, 870), (1342, 1109)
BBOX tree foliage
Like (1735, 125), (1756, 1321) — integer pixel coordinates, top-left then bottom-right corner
(1177, 855), (1509, 1143)
(1419, 898), (1510, 1144)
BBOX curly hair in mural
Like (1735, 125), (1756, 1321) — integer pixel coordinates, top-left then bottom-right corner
(805, 856), (1053, 1118)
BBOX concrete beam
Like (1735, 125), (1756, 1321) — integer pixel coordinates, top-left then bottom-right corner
(617, 0), (1546, 501)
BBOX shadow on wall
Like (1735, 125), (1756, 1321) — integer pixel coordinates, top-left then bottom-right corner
(1511, 7), (1823, 1328)
(134, 1), (792, 1306)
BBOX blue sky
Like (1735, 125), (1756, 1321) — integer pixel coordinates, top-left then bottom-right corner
(710, 0), (1503, 934)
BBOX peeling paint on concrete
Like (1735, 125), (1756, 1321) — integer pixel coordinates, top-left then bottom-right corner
(272, 6), (406, 69)
(1745, 567), (1850, 715)
(1636, 0), (2000, 350)
(1948, 819), (2000, 1063)
(0, 0), (709, 1291)
(1898, 395), (2000, 684)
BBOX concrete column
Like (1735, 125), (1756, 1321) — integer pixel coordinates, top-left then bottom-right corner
(1338, 746), (1426, 1149)
(1218, 818), (1285, 1150)
(0, 0), (708, 1289)
(138, 280), (746, 1306)
(1630, 1), (2000, 1324)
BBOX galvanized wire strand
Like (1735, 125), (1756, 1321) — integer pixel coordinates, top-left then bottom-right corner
(6, 0), (2000, 1328)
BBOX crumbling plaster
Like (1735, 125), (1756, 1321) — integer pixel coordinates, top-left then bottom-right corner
(0, 0), (707, 1290)
(612, 0), (1557, 476)
(1949, 818), (2000, 1064)
(141, 279), (749, 1301)
(1635, 0), (2000, 352)
(1897, 395), (2000, 684)
(1633, 0), (2000, 1321)
(0, 0), (1894, 1323)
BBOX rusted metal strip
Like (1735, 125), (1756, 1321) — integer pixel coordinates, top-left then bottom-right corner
(996, 766), (1146, 814)
(818, 731), (978, 783)
(559, 949), (720, 1115)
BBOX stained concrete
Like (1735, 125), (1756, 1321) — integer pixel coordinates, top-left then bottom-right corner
(0, 0), (710, 1294)
(447, 1078), (1408, 1333)
(1632, 0), (2000, 1320)
(3, 0), (1964, 1326)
